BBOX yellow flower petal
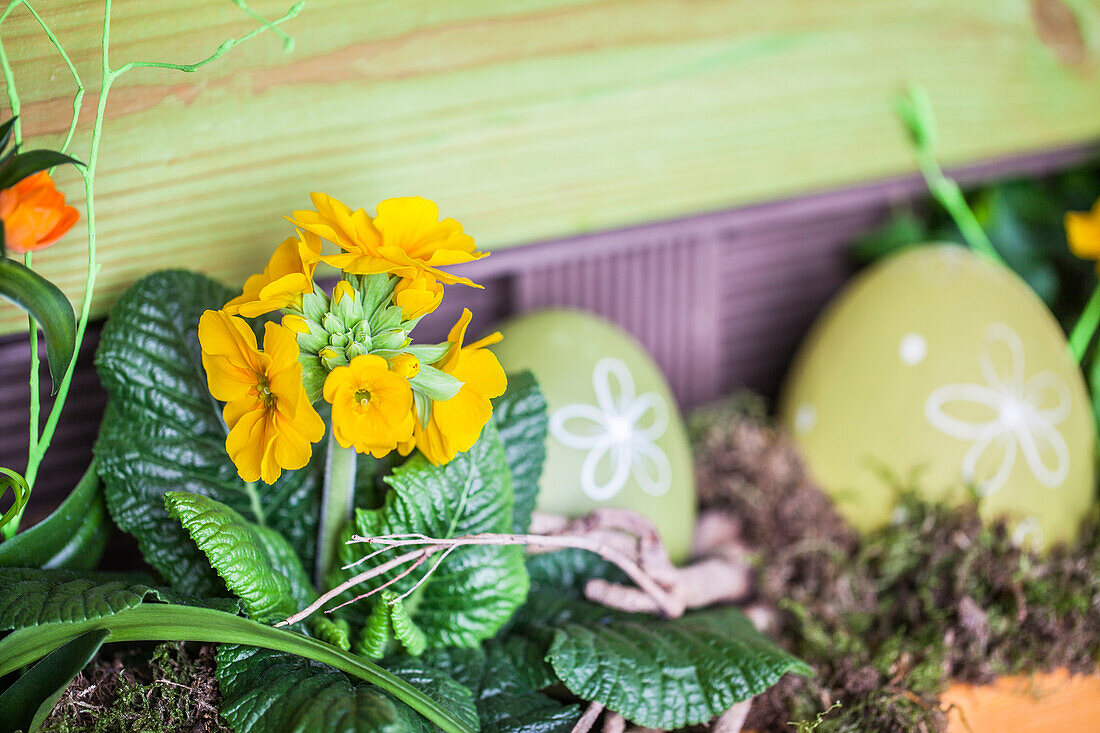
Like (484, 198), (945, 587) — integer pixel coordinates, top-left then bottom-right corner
(224, 232), (321, 317)
(410, 310), (507, 465)
(323, 354), (414, 456)
(1065, 203), (1100, 261)
(288, 193), (488, 286)
(199, 310), (323, 484)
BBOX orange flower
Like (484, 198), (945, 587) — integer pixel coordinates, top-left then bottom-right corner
(0, 172), (79, 253)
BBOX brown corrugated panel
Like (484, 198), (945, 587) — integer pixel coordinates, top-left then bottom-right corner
(0, 144), (1093, 517)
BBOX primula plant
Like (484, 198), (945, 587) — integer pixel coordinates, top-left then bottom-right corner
(195, 193), (506, 579)
(0, 3), (809, 731)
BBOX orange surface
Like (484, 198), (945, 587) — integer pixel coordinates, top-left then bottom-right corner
(941, 669), (1100, 732)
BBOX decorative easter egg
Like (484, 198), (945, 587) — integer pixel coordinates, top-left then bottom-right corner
(780, 244), (1095, 548)
(492, 309), (696, 561)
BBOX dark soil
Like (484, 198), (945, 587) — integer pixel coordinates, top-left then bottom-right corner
(691, 396), (1100, 733)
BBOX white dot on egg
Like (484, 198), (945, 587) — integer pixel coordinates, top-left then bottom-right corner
(899, 333), (927, 366)
(794, 404), (817, 434)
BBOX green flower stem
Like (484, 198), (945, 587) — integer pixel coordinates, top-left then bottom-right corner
(0, 603), (474, 733)
(1069, 285), (1100, 362)
(317, 435), (357, 585)
(898, 84), (1007, 268)
(912, 150), (1005, 266)
(0, 0), (301, 537)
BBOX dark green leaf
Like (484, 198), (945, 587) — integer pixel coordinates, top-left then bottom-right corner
(382, 656), (480, 732)
(515, 598), (812, 729)
(165, 491), (301, 623)
(0, 575), (474, 733)
(0, 118), (15, 155)
(166, 491), (349, 647)
(0, 462), (109, 570)
(95, 270), (323, 596)
(525, 547), (628, 596)
(492, 371), (548, 533)
(355, 590), (426, 659)
(217, 645), (442, 733)
(0, 629), (109, 733)
(0, 257), (75, 393)
(0, 149), (83, 190)
(0, 568), (161, 629)
(335, 422), (528, 648)
(500, 550), (634, 691)
(413, 644), (581, 733)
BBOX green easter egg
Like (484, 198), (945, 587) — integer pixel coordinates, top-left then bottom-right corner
(492, 309), (696, 562)
(780, 244), (1096, 549)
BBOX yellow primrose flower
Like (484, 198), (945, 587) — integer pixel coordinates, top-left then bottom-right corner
(199, 310), (325, 484)
(393, 274), (443, 320)
(407, 308), (507, 465)
(1065, 200), (1100, 264)
(224, 231), (322, 317)
(289, 193), (487, 287)
(324, 354), (415, 457)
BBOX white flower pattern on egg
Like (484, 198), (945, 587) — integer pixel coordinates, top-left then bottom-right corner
(925, 323), (1071, 496)
(550, 358), (672, 502)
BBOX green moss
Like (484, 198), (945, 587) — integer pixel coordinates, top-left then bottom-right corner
(40, 643), (230, 733)
(693, 400), (1100, 733)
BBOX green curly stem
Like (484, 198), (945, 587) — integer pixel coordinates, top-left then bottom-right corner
(0, 0), (301, 537)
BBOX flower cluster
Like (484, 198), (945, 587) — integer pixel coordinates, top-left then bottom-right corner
(199, 194), (506, 484)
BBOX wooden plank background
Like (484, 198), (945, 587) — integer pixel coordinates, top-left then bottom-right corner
(2, 0), (1100, 335)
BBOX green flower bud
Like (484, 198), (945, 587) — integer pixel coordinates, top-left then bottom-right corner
(322, 312), (344, 335)
(319, 346), (349, 371)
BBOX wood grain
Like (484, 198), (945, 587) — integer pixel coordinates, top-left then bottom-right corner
(3, 0), (1100, 335)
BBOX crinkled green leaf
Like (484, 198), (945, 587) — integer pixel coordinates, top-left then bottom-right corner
(95, 270), (323, 596)
(413, 644), (581, 733)
(0, 629), (109, 733)
(517, 597), (812, 729)
(166, 491), (349, 648)
(0, 568), (161, 629)
(499, 548), (631, 691)
(0, 574), (473, 732)
(491, 371), (548, 533)
(216, 645), (460, 733)
(0, 462), (109, 570)
(382, 656), (480, 732)
(336, 422), (528, 648)
(165, 491), (299, 623)
(0, 257), (75, 393)
(355, 590), (425, 659)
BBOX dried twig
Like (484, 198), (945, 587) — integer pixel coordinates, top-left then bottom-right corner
(712, 700), (752, 733)
(602, 712), (626, 733)
(281, 507), (753, 627)
(571, 701), (605, 733)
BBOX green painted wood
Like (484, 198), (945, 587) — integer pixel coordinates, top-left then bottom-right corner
(2, 0), (1100, 334)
